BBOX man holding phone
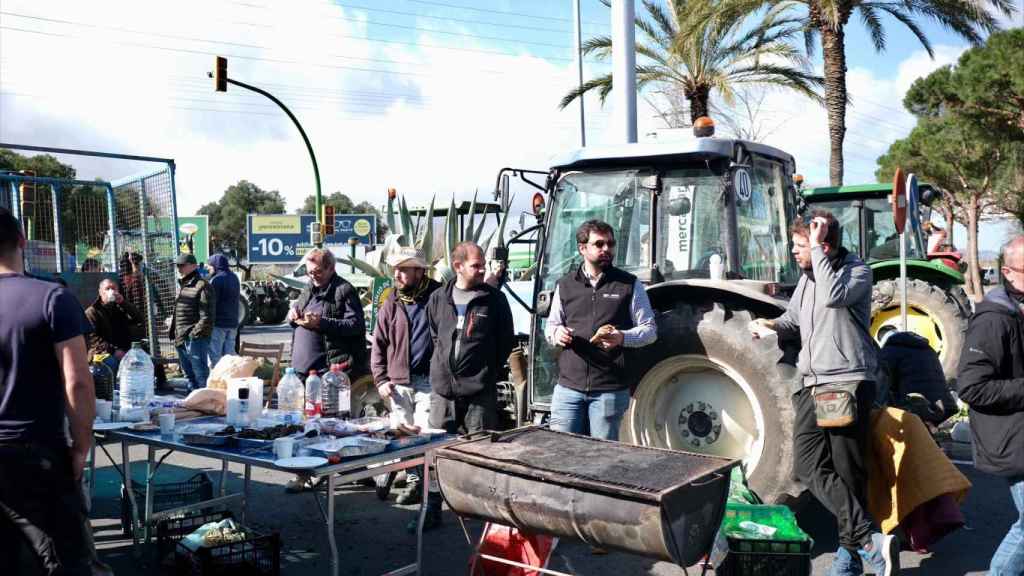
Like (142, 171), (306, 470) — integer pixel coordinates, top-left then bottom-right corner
(545, 219), (657, 442)
(750, 211), (897, 576)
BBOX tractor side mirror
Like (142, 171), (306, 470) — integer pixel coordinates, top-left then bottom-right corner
(920, 187), (940, 206)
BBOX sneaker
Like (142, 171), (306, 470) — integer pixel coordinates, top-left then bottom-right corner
(859, 532), (900, 576)
(285, 476), (320, 493)
(396, 479), (423, 505)
(829, 546), (864, 576)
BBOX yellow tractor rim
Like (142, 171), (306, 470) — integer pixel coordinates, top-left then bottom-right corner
(871, 306), (944, 360)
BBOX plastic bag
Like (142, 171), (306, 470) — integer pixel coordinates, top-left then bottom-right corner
(182, 388), (227, 415)
(206, 355), (259, 391)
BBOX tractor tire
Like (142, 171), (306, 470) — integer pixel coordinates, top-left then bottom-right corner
(870, 279), (968, 383)
(238, 298), (249, 329)
(622, 302), (801, 504)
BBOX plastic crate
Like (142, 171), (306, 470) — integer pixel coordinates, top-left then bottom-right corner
(156, 509), (234, 565)
(174, 525), (281, 576)
(120, 472), (214, 537)
(717, 503), (811, 576)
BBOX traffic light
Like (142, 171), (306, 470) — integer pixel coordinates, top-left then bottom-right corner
(214, 56), (227, 92)
(323, 205), (335, 236)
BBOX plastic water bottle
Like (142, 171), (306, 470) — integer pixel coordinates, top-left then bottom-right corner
(276, 368), (304, 424)
(321, 364), (350, 418)
(337, 362), (352, 419)
(118, 342), (154, 412)
(305, 370), (323, 419)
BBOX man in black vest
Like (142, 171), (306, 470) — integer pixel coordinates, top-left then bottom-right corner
(545, 219), (657, 441)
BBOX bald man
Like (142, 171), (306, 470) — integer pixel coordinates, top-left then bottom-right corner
(85, 278), (145, 363)
(957, 235), (1024, 575)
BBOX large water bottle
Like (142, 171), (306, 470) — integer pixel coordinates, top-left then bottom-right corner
(304, 370), (323, 419)
(321, 364), (350, 418)
(276, 368), (304, 424)
(118, 342), (154, 412)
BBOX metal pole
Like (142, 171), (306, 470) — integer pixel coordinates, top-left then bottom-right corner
(51, 184), (63, 274)
(611, 0), (637, 143)
(224, 78), (323, 246)
(900, 232), (908, 331)
(573, 0), (586, 147)
(168, 162), (181, 259)
(105, 185), (118, 273)
(138, 180), (159, 352)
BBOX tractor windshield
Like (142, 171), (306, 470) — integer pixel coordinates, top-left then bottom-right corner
(810, 197), (926, 261)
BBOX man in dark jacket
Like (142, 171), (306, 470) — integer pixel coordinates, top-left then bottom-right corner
(425, 242), (514, 519)
(957, 235), (1024, 575)
(85, 278), (145, 366)
(371, 247), (441, 511)
(206, 254), (241, 369)
(879, 331), (957, 428)
(169, 253), (216, 391)
(545, 219), (657, 440)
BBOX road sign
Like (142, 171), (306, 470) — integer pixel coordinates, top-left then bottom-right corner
(247, 213), (376, 263)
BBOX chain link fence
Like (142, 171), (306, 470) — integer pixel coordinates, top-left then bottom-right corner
(2, 149), (180, 360)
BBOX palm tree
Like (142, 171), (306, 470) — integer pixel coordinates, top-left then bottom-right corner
(559, 0), (823, 127)
(708, 0), (1015, 185)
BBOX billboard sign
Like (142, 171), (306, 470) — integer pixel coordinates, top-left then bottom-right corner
(247, 213), (376, 263)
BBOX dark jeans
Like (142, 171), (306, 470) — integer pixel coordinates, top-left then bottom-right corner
(428, 388), (498, 435)
(0, 443), (91, 576)
(793, 381), (876, 551)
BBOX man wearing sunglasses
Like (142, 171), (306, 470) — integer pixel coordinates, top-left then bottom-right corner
(957, 236), (1024, 576)
(545, 219), (657, 442)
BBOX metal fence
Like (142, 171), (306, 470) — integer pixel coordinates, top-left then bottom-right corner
(0, 145), (180, 360)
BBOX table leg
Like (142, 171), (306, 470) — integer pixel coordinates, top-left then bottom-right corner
(87, 439), (97, 501)
(219, 459), (229, 496)
(121, 440), (142, 557)
(144, 446), (155, 543)
(242, 464), (251, 525)
(327, 473), (338, 576)
(417, 453), (429, 575)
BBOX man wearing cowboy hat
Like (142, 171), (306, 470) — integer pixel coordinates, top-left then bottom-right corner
(371, 247), (442, 512)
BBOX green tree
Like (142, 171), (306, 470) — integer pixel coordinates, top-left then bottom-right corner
(876, 32), (1024, 297)
(559, 0), (823, 125)
(198, 180), (286, 259)
(296, 191), (380, 217)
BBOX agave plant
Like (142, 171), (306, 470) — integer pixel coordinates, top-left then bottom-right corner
(338, 190), (512, 284)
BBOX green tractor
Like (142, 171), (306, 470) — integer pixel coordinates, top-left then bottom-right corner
(800, 183), (969, 382)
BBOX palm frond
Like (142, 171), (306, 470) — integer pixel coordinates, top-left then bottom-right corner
(581, 35), (613, 59)
(863, 2), (933, 56)
(857, 4), (887, 52)
(559, 73), (614, 109)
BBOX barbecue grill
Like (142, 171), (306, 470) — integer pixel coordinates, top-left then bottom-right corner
(435, 426), (738, 567)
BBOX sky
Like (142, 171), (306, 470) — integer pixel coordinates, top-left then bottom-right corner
(1, 0), (1022, 251)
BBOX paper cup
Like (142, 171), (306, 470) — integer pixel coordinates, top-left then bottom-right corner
(95, 400), (112, 422)
(158, 412), (176, 436)
(274, 437), (295, 459)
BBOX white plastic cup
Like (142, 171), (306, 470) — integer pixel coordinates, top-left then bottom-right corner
(274, 436), (295, 460)
(95, 400), (112, 422)
(158, 412), (175, 436)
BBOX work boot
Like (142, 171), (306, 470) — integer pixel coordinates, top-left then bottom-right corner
(829, 547), (864, 576)
(859, 532), (900, 575)
(396, 476), (422, 505)
(406, 492), (443, 533)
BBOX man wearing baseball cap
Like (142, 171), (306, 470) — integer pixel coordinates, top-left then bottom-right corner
(371, 247), (442, 517)
(169, 253), (216, 390)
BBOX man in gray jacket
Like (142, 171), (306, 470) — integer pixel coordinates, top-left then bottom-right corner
(751, 211), (898, 576)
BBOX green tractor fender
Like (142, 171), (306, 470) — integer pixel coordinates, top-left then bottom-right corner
(868, 258), (964, 287)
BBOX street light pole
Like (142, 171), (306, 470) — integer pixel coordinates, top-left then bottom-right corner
(209, 60), (323, 247)
(573, 0), (586, 147)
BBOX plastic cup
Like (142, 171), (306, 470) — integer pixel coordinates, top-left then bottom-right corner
(274, 437), (295, 460)
(95, 400), (112, 422)
(158, 412), (175, 436)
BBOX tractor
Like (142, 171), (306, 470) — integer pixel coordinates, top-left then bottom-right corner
(509, 124), (807, 503)
(799, 183), (969, 382)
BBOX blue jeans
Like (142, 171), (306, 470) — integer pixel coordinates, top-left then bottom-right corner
(176, 338), (211, 390)
(549, 384), (631, 441)
(991, 477), (1024, 576)
(208, 327), (238, 369)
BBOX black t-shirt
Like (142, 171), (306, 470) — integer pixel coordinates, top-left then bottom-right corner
(0, 273), (90, 447)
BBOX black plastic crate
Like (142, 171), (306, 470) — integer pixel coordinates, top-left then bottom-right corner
(121, 472), (214, 537)
(156, 509), (234, 566)
(717, 537), (811, 576)
(174, 525), (281, 576)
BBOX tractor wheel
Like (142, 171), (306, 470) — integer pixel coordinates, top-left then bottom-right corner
(238, 298), (249, 329)
(622, 302), (801, 504)
(870, 279), (968, 383)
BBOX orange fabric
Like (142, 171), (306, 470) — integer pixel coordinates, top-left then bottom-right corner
(471, 523), (558, 576)
(867, 407), (971, 533)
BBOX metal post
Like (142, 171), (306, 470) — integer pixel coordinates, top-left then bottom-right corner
(350, 242), (357, 273)
(900, 232), (908, 331)
(611, 0), (637, 143)
(105, 185), (118, 273)
(168, 162), (181, 259)
(573, 0), (586, 147)
(224, 78), (322, 246)
(138, 180), (159, 352)
(51, 184), (63, 273)
(10, 182), (23, 271)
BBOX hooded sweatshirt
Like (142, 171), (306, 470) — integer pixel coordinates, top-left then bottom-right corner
(956, 286), (1024, 477)
(208, 254), (240, 329)
(772, 245), (877, 390)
